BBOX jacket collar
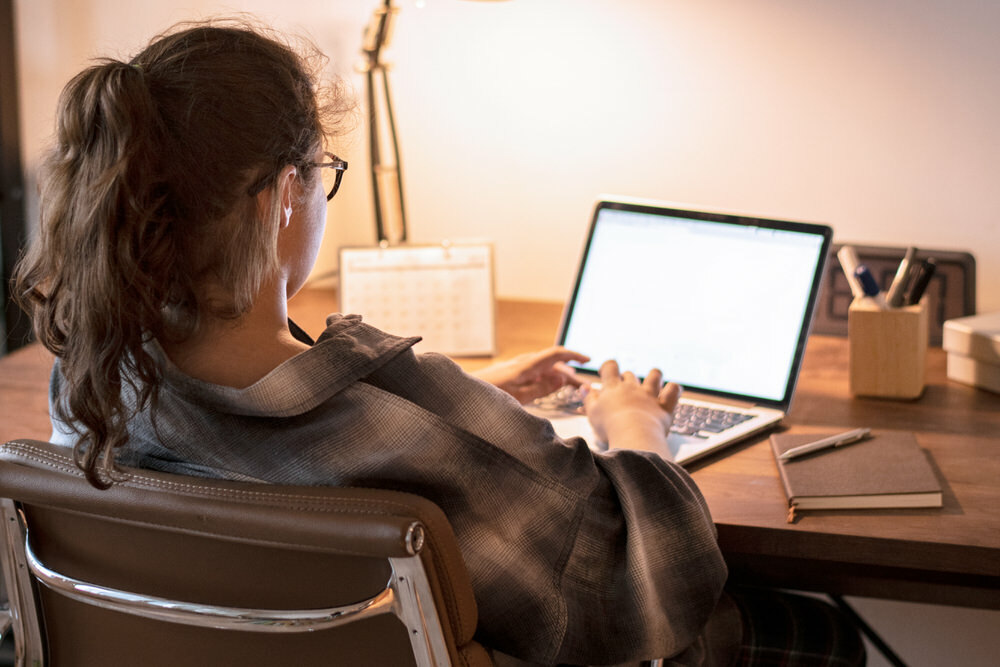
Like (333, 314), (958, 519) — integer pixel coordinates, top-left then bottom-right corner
(151, 314), (420, 417)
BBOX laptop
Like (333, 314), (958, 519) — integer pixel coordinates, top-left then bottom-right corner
(530, 198), (832, 465)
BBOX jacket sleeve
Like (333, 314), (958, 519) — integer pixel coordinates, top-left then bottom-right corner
(554, 448), (727, 664)
(365, 350), (729, 664)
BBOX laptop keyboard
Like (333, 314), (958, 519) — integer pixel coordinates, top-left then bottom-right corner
(670, 403), (754, 437)
(532, 385), (587, 412)
(533, 387), (755, 438)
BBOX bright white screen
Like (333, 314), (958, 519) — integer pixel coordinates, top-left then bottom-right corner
(561, 208), (826, 403)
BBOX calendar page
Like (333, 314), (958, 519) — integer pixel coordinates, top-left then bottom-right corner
(338, 243), (496, 356)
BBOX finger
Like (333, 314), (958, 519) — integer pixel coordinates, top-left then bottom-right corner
(551, 362), (585, 387)
(528, 346), (591, 370)
(534, 371), (573, 396)
(599, 359), (621, 386)
(658, 382), (683, 413)
(622, 371), (639, 385)
(643, 368), (663, 392)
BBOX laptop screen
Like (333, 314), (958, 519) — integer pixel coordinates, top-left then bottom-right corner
(558, 200), (832, 409)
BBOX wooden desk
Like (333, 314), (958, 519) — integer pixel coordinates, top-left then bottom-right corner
(3, 289), (998, 609)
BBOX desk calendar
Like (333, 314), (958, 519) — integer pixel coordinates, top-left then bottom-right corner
(338, 243), (496, 356)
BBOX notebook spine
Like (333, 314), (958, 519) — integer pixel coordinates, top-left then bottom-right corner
(768, 436), (799, 522)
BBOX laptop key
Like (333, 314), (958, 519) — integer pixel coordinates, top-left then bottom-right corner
(699, 422), (731, 433)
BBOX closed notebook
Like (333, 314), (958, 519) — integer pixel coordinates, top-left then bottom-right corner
(770, 430), (942, 519)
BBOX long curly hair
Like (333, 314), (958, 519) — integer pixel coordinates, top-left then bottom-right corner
(13, 19), (352, 488)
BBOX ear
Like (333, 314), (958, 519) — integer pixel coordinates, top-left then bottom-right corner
(277, 165), (298, 228)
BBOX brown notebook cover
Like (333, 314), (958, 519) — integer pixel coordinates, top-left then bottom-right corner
(770, 430), (942, 519)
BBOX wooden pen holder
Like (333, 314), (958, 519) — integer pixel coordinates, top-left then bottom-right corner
(848, 297), (928, 399)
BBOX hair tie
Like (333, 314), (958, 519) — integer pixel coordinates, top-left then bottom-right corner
(130, 62), (143, 73)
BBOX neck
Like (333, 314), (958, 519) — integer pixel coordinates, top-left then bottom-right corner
(161, 279), (309, 388)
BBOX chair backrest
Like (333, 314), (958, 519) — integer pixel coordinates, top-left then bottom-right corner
(0, 439), (493, 667)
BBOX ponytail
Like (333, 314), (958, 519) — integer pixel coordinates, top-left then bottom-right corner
(16, 60), (176, 487)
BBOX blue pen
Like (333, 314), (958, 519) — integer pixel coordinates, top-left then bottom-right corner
(854, 265), (886, 308)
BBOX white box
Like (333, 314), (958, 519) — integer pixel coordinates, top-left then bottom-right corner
(946, 352), (1000, 394)
(943, 311), (1000, 393)
(943, 311), (1000, 364)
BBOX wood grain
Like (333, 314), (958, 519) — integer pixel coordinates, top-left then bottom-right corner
(848, 298), (928, 398)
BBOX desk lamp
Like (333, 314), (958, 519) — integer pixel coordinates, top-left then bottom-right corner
(359, 0), (508, 245)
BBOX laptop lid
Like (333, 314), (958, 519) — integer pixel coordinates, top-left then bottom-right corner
(557, 199), (832, 412)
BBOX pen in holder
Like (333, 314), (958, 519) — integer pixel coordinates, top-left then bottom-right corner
(848, 297), (928, 399)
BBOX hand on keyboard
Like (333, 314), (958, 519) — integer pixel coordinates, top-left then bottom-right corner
(473, 346), (590, 404)
(582, 361), (682, 454)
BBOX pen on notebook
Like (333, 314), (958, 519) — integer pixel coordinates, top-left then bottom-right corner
(837, 245), (866, 299)
(854, 265), (886, 309)
(885, 247), (917, 308)
(904, 258), (936, 305)
(778, 427), (872, 461)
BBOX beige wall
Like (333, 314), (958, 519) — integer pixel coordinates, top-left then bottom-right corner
(13, 0), (1000, 310)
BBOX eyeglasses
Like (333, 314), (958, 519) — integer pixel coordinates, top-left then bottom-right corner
(315, 152), (348, 201)
(246, 153), (348, 200)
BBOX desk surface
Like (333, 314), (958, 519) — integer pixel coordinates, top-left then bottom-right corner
(2, 288), (998, 608)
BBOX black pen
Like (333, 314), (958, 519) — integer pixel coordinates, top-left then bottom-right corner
(904, 258), (936, 305)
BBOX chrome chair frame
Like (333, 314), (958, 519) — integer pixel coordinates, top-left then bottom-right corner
(1, 500), (47, 666)
(0, 500), (448, 666)
(0, 439), (492, 667)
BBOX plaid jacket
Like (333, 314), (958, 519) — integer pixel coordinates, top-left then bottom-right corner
(51, 314), (729, 665)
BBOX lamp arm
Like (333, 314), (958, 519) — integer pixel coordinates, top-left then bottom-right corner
(362, 0), (395, 68)
(361, 0), (407, 244)
(380, 67), (407, 242)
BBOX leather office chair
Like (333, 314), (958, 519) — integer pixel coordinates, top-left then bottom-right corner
(0, 439), (492, 666)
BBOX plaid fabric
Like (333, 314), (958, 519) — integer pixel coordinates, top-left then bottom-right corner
(728, 588), (866, 666)
(50, 314), (732, 665)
